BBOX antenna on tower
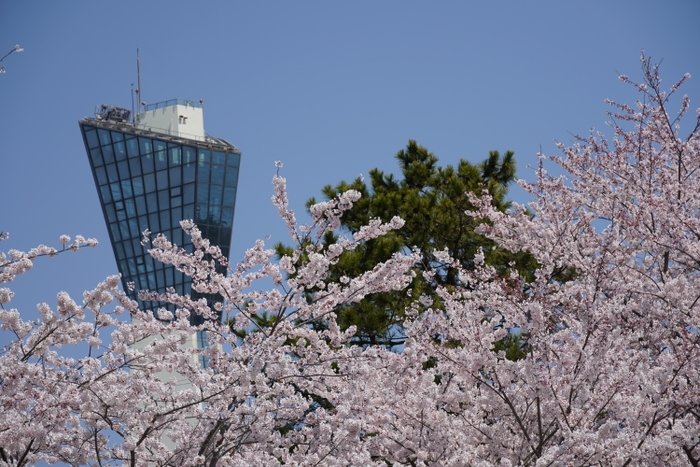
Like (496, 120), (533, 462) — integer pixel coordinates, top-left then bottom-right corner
(136, 47), (142, 113)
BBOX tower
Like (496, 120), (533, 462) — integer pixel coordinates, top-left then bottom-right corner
(79, 100), (241, 325)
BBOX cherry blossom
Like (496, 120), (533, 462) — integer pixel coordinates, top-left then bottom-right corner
(1, 56), (699, 466)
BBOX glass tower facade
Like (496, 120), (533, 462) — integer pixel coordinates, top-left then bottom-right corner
(79, 101), (240, 325)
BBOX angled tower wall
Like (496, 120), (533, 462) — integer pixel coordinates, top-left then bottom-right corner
(79, 100), (241, 325)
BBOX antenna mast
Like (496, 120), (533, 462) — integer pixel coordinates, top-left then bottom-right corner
(136, 48), (142, 113)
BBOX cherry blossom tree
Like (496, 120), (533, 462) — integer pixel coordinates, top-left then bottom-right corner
(391, 54), (700, 465)
(0, 173), (419, 466)
(1, 55), (700, 466)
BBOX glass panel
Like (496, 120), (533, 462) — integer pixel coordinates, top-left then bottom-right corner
(139, 137), (153, 155)
(197, 183), (209, 205)
(209, 185), (223, 206)
(146, 192), (158, 213)
(198, 149), (211, 164)
(143, 173), (156, 193)
(212, 151), (226, 165)
(84, 127), (100, 149)
(184, 146), (197, 163)
(138, 215), (149, 233)
(169, 166), (181, 186)
(120, 179), (133, 199)
(124, 240), (134, 258)
(128, 258), (137, 276)
(132, 177), (144, 196)
(171, 207), (182, 228)
(197, 162), (210, 183)
(98, 129), (112, 146)
(119, 260), (128, 277)
(169, 145), (182, 166)
(102, 144), (115, 164)
(211, 163), (224, 185)
(147, 272), (157, 290)
(171, 186), (181, 197)
(208, 205), (221, 225)
(158, 190), (170, 211)
(116, 250), (126, 273)
(141, 153), (155, 174)
(90, 147), (104, 167)
(100, 185), (112, 203)
(105, 203), (117, 223)
(171, 196), (182, 208)
(226, 152), (241, 167)
(111, 131), (124, 142)
(118, 160), (130, 179)
(149, 212), (160, 232)
(129, 219), (140, 237)
(116, 206), (126, 221)
(114, 141), (127, 161)
(129, 157), (142, 177)
(197, 225), (208, 241)
(126, 137), (139, 158)
(154, 140), (167, 171)
(183, 165), (195, 186)
(183, 203), (194, 221)
(135, 196), (147, 216)
(125, 198), (136, 217)
(160, 209), (171, 230)
(220, 227), (232, 247)
(222, 187), (236, 207)
(222, 207), (235, 226)
(110, 183), (122, 202)
(119, 221), (130, 240)
(171, 228), (183, 246)
(183, 183), (195, 204)
(134, 242), (145, 263)
(206, 226), (219, 244)
(156, 170), (169, 191)
(105, 163), (119, 184)
(196, 203), (207, 224)
(225, 167), (239, 187)
(95, 166), (108, 186)
(110, 222), (121, 242)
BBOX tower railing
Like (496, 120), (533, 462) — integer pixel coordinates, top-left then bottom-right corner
(143, 99), (202, 111)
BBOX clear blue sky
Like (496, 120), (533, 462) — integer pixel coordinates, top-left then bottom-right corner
(1, 1), (699, 330)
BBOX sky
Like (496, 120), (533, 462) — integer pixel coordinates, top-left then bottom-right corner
(1, 1), (700, 338)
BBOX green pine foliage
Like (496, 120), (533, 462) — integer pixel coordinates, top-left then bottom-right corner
(276, 140), (536, 351)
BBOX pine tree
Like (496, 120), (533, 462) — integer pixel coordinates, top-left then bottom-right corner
(276, 140), (535, 348)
